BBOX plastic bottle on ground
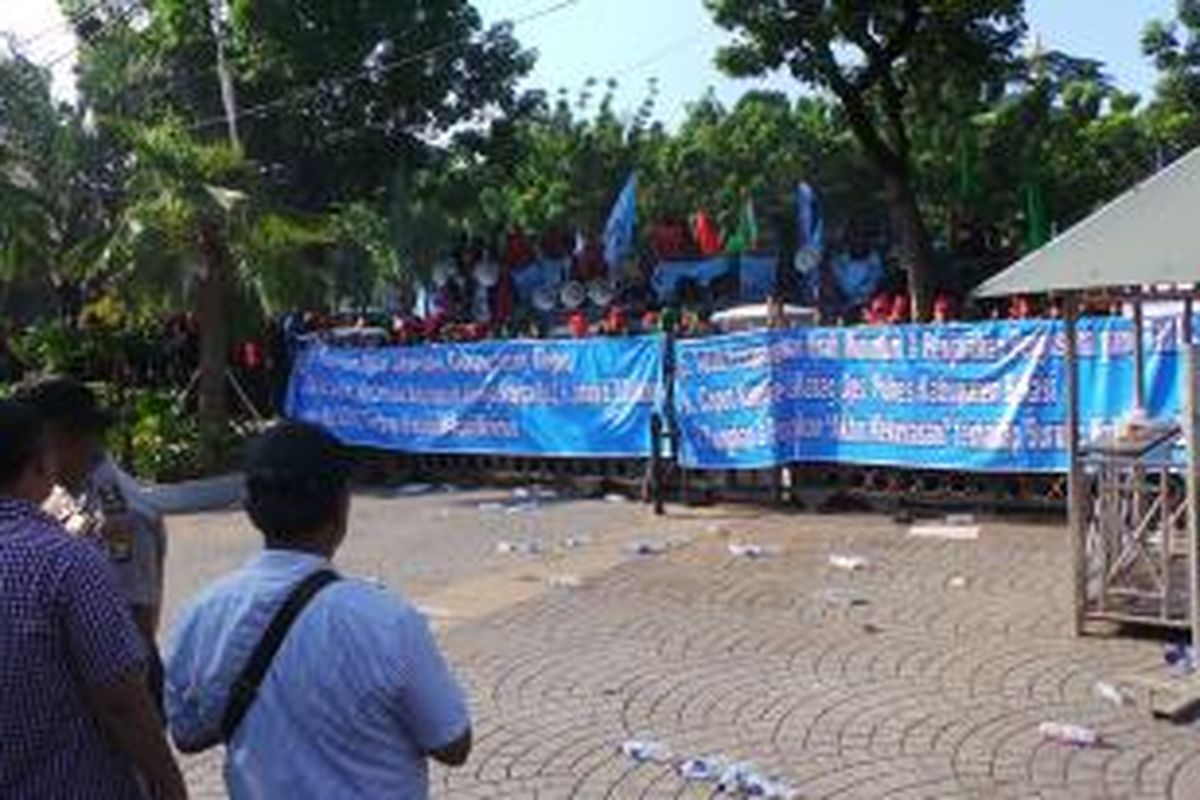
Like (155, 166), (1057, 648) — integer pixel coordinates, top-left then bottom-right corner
(677, 756), (728, 782)
(619, 739), (671, 764)
(1038, 721), (1100, 747)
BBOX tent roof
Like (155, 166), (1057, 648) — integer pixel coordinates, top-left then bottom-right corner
(975, 145), (1200, 297)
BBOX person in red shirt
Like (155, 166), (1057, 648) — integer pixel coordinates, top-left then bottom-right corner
(888, 292), (911, 325)
(568, 310), (590, 338)
(240, 341), (264, 370)
(865, 293), (892, 325)
(933, 293), (956, 323)
(1008, 295), (1034, 320)
(600, 306), (628, 336)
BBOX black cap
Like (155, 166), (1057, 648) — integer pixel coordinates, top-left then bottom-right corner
(244, 421), (350, 493)
(12, 376), (111, 434)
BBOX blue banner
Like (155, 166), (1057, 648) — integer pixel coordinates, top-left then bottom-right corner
(739, 254), (777, 302)
(511, 259), (571, 304)
(287, 336), (663, 457)
(652, 257), (733, 301)
(675, 317), (1186, 472)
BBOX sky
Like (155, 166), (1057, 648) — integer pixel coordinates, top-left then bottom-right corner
(1, 0), (1180, 125)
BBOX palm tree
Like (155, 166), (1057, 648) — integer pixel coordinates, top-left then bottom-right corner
(111, 118), (326, 467)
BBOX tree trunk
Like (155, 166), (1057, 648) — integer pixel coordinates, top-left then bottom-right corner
(196, 219), (229, 472)
(881, 168), (935, 321)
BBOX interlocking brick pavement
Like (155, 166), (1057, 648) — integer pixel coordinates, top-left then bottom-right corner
(161, 492), (1200, 798)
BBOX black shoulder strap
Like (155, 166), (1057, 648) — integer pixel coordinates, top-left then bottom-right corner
(220, 568), (340, 742)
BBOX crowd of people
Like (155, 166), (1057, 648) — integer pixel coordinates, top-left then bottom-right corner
(1, 379), (473, 798)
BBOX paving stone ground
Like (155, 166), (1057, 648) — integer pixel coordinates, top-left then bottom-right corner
(162, 488), (1200, 799)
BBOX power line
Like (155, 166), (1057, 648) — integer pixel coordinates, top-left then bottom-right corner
(15, 0), (107, 52)
(31, 0), (140, 73)
(186, 0), (583, 133)
(616, 29), (706, 76)
(0, 2), (130, 104)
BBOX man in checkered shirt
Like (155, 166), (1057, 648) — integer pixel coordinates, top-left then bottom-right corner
(0, 399), (185, 799)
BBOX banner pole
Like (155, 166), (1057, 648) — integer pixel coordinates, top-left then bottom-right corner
(663, 331), (684, 506)
(1064, 295), (1086, 636)
(650, 413), (664, 516)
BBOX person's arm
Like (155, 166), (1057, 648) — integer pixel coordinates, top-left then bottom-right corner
(387, 605), (472, 768)
(429, 727), (472, 767)
(83, 670), (187, 799)
(61, 540), (187, 797)
(162, 608), (221, 754)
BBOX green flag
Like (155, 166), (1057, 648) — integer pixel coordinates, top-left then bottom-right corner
(1022, 183), (1050, 253)
(726, 196), (758, 254)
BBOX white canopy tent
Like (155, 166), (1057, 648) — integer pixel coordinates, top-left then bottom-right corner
(977, 145), (1200, 297)
(976, 144), (1200, 659)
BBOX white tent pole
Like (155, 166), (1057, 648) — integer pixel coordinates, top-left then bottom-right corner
(1183, 299), (1200, 645)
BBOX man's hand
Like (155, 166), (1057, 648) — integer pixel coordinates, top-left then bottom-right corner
(84, 667), (188, 799)
(429, 727), (472, 767)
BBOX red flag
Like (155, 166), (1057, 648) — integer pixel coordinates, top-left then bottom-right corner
(693, 211), (722, 256)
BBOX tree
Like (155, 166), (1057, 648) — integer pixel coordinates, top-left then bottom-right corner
(0, 49), (120, 317)
(705, 0), (1025, 319)
(58, 0), (535, 457)
(643, 91), (875, 248)
(109, 118), (321, 466)
(224, 0), (535, 212)
(466, 79), (660, 238)
(1143, 0), (1200, 157)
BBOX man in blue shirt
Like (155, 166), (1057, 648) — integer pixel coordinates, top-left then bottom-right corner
(0, 399), (185, 799)
(165, 422), (471, 799)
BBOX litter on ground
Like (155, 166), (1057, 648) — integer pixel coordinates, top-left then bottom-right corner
(909, 523), (980, 541)
(619, 739), (671, 764)
(1093, 681), (1130, 707)
(828, 554), (870, 571)
(728, 543), (778, 559)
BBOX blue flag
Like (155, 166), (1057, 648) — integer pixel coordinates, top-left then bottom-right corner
(603, 172), (637, 274)
(796, 182), (824, 254)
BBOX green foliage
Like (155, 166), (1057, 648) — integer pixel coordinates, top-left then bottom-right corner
(643, 91), (876, 237)
(122, 389), (200, 482)
(9, 320), (98, 376)
(8, 297), (158, 381)
(236, 212), (331, 315)
(224, 0), (535, 211)
(0, 0), (1192, 337)
(704, 0), (1027, 316)
(706, 0), (1025, 164)
(1142, 0), (1200, 154)
(100, 387), (245, 482)
(469, 78), (656, 235)
(0, 51), (117, 291)
(98, 117), (328, 319)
